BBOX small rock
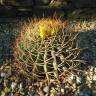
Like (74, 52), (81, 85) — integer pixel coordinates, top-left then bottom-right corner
(43, 86), (49, 93)
(1, 72), (6, 77)
(1, 91), (6, 96)
(11, 82), (17, 91)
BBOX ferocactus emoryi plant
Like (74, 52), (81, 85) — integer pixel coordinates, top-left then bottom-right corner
(13, 18), (85, 84)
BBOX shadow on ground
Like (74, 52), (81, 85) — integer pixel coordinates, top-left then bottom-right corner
(0, 18), (25, 64)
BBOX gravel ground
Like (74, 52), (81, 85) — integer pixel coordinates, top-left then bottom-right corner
(0, 18), (25, 64)
(0, 16), (96, 95)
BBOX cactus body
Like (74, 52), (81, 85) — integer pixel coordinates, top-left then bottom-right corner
(14, 18), (84, 83)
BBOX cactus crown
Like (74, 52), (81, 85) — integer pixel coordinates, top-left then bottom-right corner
(37, 18), (63, 39)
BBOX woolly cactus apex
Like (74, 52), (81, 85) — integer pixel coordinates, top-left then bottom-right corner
(37, 18), (64, 39)
(13, 18), (85, 84)
(19, 18), (67, 41)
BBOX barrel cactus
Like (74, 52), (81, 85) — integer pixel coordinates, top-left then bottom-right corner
(13, 18), (85, 84)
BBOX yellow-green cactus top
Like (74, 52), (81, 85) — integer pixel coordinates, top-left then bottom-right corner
(38, 19), (60, 39)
